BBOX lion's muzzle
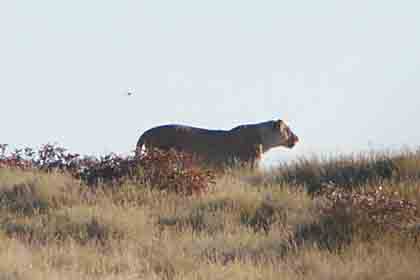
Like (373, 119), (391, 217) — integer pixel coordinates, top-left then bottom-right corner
(287, 134), (299, 148)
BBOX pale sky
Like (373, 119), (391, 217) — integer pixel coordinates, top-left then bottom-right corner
(1, 1), (419, 166)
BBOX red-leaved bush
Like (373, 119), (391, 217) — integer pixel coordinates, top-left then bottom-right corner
(138, 148), (215, 195)
(319, 183), (419, 234)
(292, 183), (420, 251)
(0, 144), (214, 195)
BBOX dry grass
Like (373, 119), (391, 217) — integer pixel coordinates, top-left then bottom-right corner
(0, 150), (420, 279)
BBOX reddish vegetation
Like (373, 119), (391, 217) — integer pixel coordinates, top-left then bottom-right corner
(319, 183), (419, 236)
(139, 148), (215, 195)
(0, 144), (214, 195)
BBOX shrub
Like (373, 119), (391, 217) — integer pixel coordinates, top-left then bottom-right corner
(293, 183), (420, 250)
(0, 144), (215, 195)
(319, 184), (419, 233)
(138, 148), (215, 195)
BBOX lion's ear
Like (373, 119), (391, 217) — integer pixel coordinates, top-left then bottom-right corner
(273, 120), (284, 129)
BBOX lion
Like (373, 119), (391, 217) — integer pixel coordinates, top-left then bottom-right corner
(135, 119), (299, 169)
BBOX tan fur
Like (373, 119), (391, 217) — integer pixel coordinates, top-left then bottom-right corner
(136, 120), (299, 169)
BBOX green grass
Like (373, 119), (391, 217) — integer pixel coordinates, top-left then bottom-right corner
(0, 149), (420, 279)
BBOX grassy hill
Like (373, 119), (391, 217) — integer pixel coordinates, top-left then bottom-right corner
(1, 148), (420, 279)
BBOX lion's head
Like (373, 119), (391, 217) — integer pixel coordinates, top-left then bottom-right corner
(264, 120), (299, 149)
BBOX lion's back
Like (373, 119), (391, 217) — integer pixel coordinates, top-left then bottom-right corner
(137, 125), (231, 155)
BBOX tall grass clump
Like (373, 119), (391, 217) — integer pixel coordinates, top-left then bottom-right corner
(0, 168), (81, 215)
(265, 150), (420, 193)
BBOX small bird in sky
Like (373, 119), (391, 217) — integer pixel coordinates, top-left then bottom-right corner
(123, 89), (134, 96)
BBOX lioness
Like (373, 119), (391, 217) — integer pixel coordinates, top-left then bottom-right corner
(136, 119), (299, 169)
